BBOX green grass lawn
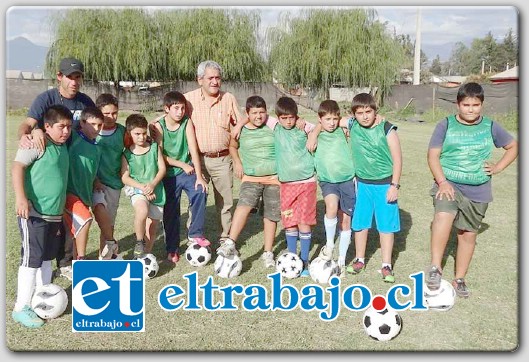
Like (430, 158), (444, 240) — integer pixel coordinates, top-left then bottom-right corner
(4, 110), (518, 351)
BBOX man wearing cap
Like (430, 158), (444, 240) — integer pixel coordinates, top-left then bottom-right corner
(18, 57), (95, 150)
(17, 57), (95, 281)
(184, 60), (243, 246)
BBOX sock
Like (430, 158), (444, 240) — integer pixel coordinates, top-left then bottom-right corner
(299, 231), (312, 264)
(338, 229), (352, 266)
(356, 257), (365, 263)
(36, 260), (53, 286)
(14, 266), (37, 311)
(338, 256), (346, 266)
(285, 230), (298, 254)
(382, 262), (392, 269)
(324, 216), (338, 248)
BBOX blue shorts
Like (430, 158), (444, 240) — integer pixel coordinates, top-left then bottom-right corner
(319, 179), (356, 216)
(352, 182), (400, 233)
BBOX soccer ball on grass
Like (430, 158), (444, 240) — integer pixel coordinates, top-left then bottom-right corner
(424, 279), (456, 311)
(363, 306), (403, 342)
(185, 243), (212, 267)
(214, 254), (243, 278)
(275, 252), (304, 279)
(31, 283), (68, 319)
(309, 256), (340, 284)
(139, 253), (159, 279)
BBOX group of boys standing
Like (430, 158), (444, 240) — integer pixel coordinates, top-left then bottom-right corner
(11, 57), (518, 329)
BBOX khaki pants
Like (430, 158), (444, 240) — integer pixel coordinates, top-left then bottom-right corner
(200, 155), (234, 239)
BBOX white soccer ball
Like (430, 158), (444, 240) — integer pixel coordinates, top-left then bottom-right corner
(214, 254), (242, 278)
(139, 253), (159, 279)
(363, 306), (403, 342)
(309, 256), (340, 284)
(424, 279), (456, 311)
(275, 252), (304, 279)
(31, 283), (68, 319)
(185, 243), (212, 267)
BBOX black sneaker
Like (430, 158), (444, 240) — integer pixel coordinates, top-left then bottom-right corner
(452, 278), (470, 298)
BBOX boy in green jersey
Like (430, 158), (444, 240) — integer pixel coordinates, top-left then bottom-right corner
(93, 93), (125, 260)
(426, 82), (518, 297)
(151, 91), (208, 263)
(218, 96), (280, 269)
(11, 105), (72, 328)
(121, 114), (166, 257)
(313, 100), (356, 276)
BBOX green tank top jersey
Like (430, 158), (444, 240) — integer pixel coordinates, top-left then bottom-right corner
(440, 115), (493, 185)
(67, 130), (102, 207)
(96, 124), (125, 190)
(350, 119), (394, 181)
(25, 139), (69, 216)
(123, 142), (166, 206)
(239, 125), (276, 176)
(159, 116), (191, 177)
(314, 128), (355, 183)
(274, 125), (315, 182)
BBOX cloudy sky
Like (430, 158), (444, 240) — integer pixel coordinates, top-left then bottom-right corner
(5, 5), (518, 61)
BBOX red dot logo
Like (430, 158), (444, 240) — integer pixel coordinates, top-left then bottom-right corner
(372, 295), (386, 311)
(125, 322), (130, 327)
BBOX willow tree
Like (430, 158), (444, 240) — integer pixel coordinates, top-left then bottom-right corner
(45, 7), (268, 84)
(267, 9), (407, 100)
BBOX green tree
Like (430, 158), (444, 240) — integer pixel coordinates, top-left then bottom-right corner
(429, 55), (442, 75)
(267, 8), (406, 99)
(495, 29), (518, 71)
(45, 8), (267, 84)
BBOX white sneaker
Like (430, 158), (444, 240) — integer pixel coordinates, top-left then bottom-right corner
(57, 266), (73, 281)
(261, 251), (275, 268)
(101, 240), (118, 260)
(217, 239), (237, 257)
(319, 245), (334, 261)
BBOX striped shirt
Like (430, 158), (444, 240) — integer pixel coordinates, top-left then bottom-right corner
(184, 88), (243, 153)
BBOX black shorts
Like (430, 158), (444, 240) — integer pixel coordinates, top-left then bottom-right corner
(17, 216), (65, 268)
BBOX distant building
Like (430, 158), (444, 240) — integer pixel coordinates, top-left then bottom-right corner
(489, 66), (518, 83)
(6, 70), (22, 79)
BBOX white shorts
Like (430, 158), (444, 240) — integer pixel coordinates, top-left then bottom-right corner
(92, 185), (122, 226)
(130, 194), (164, 220)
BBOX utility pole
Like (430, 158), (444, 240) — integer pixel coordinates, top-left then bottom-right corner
(413, 8), (422, 85)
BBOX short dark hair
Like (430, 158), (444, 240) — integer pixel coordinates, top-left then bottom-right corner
(318, 100), (340, 118)
(246, 95), (267, 112)
(95, 93), (119, 109)
(43, 105), (72, 126)
(275, 96), (298, 117)
(351, 93), (377, 114)
(125, 114), (148, 132)
(163, 91), (187, 108)
(80, 106), (104, 123)
(457, 82), (485, 103)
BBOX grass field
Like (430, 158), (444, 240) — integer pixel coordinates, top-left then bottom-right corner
(4, 109), (518, 351)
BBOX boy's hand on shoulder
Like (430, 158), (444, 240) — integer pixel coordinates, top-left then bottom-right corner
(15, 197), (29, 219)
(182, 164), (195, 175)
(295, 118), (306, 131)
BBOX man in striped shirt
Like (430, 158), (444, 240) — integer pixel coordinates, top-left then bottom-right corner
(185, 60), (243, 245)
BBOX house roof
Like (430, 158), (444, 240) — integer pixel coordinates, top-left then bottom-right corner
(490, 66), (518, 80)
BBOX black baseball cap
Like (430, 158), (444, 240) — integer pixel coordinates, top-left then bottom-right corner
(59, 57), (84, 76)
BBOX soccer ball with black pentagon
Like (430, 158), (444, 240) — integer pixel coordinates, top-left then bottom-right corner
(309, 256), (340, 284)
(424, 279), (456, 311)
(363, 306), (402, 341)
(139, 253), (159, 279)
(185, 243), (212, 267)
(31, 283), (68, 319)
(214, 254), (243, 278)
(275, 252), (304, 279)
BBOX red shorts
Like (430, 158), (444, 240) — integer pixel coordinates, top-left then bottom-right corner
(280, 181), (317, 228)
(63, 194), (93, 238)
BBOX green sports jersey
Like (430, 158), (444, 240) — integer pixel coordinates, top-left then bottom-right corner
(349, 119), (394, 181)
(440, 115), (493, 185)
(123, 142), (166, 206)
(239, 125), (276, 176)
(96, 123), (125, 190)
(66, 130), (101, 206)
(274, 125), (314, 182)
(24, 139), (69, 216)
(159, 116), (190, 177)
(314, 128), (354, 183)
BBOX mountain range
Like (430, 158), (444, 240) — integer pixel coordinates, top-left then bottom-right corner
(6, 37), (48, 73)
